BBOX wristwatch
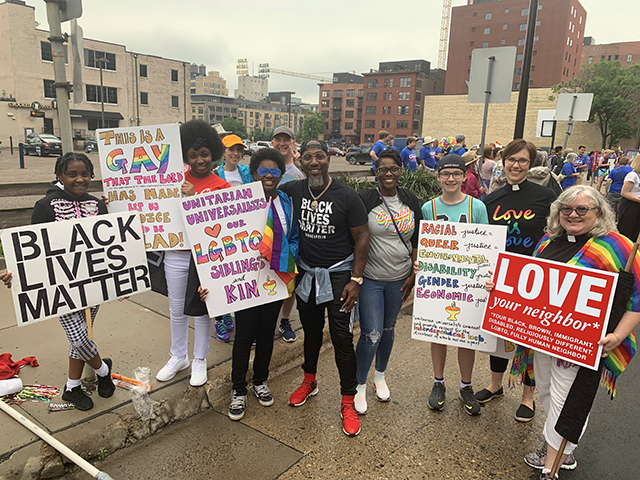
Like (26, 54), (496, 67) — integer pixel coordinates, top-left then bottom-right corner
(350, 276), (363, 285)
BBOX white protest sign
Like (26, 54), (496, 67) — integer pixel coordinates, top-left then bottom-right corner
(1, 213), (151, 326)
(98, 124), (187, 251)
(180, 183), (289, 316)
(412, 221), (506, 350)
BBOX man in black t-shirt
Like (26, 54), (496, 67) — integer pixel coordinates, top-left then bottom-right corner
(279, 139), (369, 437)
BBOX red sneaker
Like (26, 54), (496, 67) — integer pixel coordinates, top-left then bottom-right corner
(341, 403), (361, 436)
(289, 374), (318, 407)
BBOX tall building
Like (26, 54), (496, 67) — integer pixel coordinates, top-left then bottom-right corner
(318, 72), (364, 145)
(0, 0), (189, 145)
(445, 0), (587, 95)
(235, 75), (268, 101)
(582, 41), (640, 68)
(190, 70), (228, 96)
(360, 60), (445, 144)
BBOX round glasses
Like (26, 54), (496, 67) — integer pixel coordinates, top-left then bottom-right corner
(302, 152), (328, 162)
(505, 157), (530, 166)
(438, 171), (464, 179)
(377, 166), (401, 175)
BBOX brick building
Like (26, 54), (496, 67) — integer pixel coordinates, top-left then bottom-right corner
(0, 0), (189, 147)
(360, 60), (445, 144)
(318, 72), (364, 145)
(445, 0), (587, 95)
(582, 41), (640, 68)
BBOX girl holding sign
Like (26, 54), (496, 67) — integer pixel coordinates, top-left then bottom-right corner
(490, 186), (640, 479)
(199, 148), (299, 421)
(154, 120), (231, 387)
(1, 153), (114, 411)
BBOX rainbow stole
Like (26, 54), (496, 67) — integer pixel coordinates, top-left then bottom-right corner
(259, 198), (298, 294)
(519, 233), (639, 397)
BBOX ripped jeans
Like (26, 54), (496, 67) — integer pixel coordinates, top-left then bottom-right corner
(355, 277), (406, 385)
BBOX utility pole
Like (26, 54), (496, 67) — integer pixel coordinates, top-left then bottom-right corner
(45, 1), (74, 153)
(513, 0), (539, 139)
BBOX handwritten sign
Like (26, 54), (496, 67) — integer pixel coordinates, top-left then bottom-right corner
(1, 213), (151, 326)
(481, 252), (618, 370)
(180, 183), (289, 316)
(98, 124), (186, 250)
(412, 221), (506, 350)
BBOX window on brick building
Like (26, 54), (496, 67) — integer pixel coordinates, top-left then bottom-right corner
(522, 8), (529, 15)
(513, 82), (520, 90)
(518, 39), (525, 46)
(514, 68), (522, 76)
(367, 79), (378, 88)
(345, 123), (353, 130)
(628, 54), (633, 63)
(485, 13), (492, 20)
(482, 42), (489, 48)
(588, 56), (593, 64)
(517, 53), (523, 61)
(520, 24), (527, 31)
(504, 8), (509, 13)
(346, 99), (355, 107)
(398, 92), (410, 101)
(364, 120), (376, 128)
(471, 27), (476, 33)
(365, 106), (376, 115)
(345, 110), (354, 118)
(366, 92), (377, 101)
(364, 134), (374, 142)
(501, 39), (506, 44)
(503, 24), (507, 30)
(484, 27), (490, 35)
(347, 89), (355, 97)
(322, 90), (329, 97)
(470, 41), (475, 46)
(472, 12), (477, 17)
(396, 120), (408, 129)
(399, 77), (411, 87)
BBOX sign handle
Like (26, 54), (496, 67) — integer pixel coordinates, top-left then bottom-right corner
(550, 439), (567, 477)
(85, 308), (93, 339)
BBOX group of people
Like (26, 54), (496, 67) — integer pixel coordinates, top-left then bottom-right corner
(2, 123), (639, 480)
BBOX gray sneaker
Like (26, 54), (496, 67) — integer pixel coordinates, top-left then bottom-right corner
(252, 383), (274, 407)
(428, 382), (446, 411)
(524, 447), (577, 470)
(228, 390), (246, 421)
(458, 386), (481, 416)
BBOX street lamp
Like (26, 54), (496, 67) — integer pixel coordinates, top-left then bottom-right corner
(96, 57), (109, 129)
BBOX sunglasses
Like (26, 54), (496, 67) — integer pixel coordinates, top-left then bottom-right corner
(256, 167), (282, 178)
(559, 206), (598, 217)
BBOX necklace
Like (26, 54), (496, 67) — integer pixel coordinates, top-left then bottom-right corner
(308, 178), (332, 210)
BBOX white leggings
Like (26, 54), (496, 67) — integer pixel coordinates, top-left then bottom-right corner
(163, 250), (212, 360)
(534, 352), (588, 455)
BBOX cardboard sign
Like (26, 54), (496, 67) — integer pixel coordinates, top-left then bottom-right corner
(1, 213), (151, 326)
(98, 124), (186, 251)
(481, 252), (618, 370)
(412, 221), (506, 350)
(181, 183), (289, 316)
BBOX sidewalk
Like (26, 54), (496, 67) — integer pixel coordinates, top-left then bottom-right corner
(0, 283), (324, 480)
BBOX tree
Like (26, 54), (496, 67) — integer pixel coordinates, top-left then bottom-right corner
(221, 117), (247, 139)
(299, 113), (325, 143)
(550, 61), (640, 149)
(253, 128), (273, 141)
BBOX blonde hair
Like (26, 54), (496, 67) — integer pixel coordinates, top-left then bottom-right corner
(630, 155), (640, 173)
(546, 185), (617, 240)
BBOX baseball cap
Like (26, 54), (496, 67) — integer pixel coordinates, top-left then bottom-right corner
(299, 139), (328, 155)
(438, 154), (466, 172)
(222, 134), (246, 149)
(272, 126), (294, 139)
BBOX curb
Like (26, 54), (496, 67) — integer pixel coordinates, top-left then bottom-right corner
(0, 323), (340, 480)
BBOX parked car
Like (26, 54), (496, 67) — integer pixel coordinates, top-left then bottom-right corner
(328, 147), (345, 157)
(84, 134), (97, 153)
(624, 149), (640, 162)
(346, 145), (373, 165)
(255, 141), (272, 149)
(24, 134), (63, 157)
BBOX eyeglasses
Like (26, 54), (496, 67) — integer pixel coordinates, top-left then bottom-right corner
(302, 152), (328, 162)
(505, 157), (530, 166)
(377, 166), (401, 175)
(438, 171), (464, 179)
(560, 206), (598, 216)
(256, 167), (282, 178)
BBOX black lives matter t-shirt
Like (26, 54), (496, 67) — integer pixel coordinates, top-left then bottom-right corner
(280, 178), (368, 268)
(483, 180), (557, 256)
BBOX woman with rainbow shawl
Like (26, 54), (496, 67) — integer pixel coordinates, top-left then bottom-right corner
(489, 185), (640, 480)
(199, 148), (299, 422)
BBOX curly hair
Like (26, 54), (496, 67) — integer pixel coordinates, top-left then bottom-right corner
(378, 148), (402, 167)
(179, 120), (224, 164)
(249, 148), (286, 176)
(54, 152), (95, 178)
(546, 185), (617, 240)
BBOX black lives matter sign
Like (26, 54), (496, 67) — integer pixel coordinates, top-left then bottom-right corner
(1, 212), (151, 326)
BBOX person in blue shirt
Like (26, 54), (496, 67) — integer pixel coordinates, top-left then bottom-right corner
(386, 135), (399, 151)
(450, 134), (467, 156)
(419, 136), (442, 171)
(370, 130), (389, 171)
(560, 153), (580, 189)
(576, 145), (589, 183)
(605, 155), (633, 214)
(400, 137), (418, 172)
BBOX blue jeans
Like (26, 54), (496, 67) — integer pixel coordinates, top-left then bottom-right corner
(355, 277), (406, 385)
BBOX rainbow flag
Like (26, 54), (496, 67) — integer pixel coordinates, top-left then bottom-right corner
(260, 198), (298, 293)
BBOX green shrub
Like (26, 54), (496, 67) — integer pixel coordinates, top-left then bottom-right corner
(336, 170), (442, 206)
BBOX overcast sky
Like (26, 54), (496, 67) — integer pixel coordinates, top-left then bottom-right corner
(30, 0), (639, 103)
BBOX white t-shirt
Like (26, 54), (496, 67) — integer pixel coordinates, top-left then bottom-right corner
(224, 168), (243, 187)
(624, 171), (640, 199)
(281, 162), (305, 184)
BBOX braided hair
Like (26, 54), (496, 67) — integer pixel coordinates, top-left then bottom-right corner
(54, 152), (95, 178)
(179, 119), (224, 163)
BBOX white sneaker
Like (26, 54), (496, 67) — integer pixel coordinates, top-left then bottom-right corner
(373, 372), (390, 402)
(190, 358), (208, 387)
(156, 355), (190, 382)
(355, 384), (367, 414)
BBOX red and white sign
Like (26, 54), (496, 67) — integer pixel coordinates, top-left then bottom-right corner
(481, 252), (618, 370)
